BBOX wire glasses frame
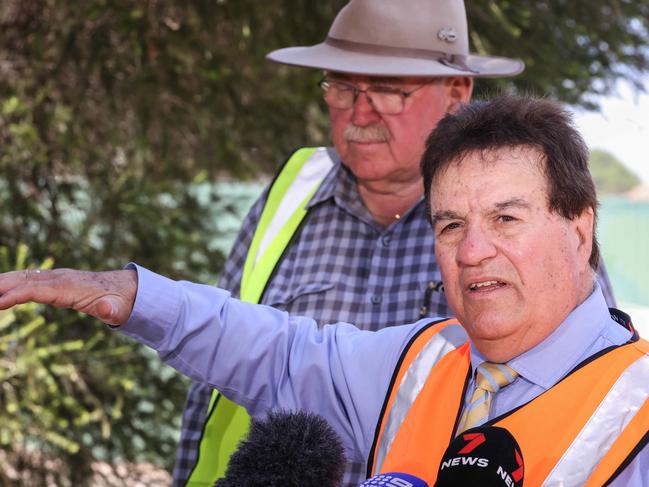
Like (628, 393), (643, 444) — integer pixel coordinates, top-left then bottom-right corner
(318, 78), (433, 115)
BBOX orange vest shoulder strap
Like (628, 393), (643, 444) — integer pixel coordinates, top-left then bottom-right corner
(367, 318), (468, 477)
(376, 343), (470, 478)
(581, 338), (649, 486)
(496, 339), (649, 486)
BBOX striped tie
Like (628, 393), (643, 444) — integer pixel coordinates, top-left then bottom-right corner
(457, 362), (519, 434)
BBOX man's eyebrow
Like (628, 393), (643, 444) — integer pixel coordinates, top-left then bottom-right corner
(492, 198), (531, 211)
(430, 210), (462, 227)
(430, 198), (531, 227)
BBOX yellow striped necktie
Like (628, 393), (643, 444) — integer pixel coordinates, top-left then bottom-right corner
(457, 362), (519, 434)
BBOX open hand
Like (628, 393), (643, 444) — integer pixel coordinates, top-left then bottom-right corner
(0, 268), (138, 325)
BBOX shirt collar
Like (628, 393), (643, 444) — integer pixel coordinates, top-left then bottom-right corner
(306, 147), (343, 209)
(306, 148), (371, 222)
(470, 283), (629, 390)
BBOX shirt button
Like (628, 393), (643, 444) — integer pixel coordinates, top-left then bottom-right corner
(371, 294), (382, 304)
(381, 235), (392, 247)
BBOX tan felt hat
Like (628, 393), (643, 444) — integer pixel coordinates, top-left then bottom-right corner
(267, 0), (524, 77)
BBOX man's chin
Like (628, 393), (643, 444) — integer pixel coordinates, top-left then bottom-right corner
(343, 146), (391, 174)
(463, 314), (518, 343)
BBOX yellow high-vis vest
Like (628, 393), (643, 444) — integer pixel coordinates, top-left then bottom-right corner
(186, 147), (335, 485)
(368, 319), (649, 486)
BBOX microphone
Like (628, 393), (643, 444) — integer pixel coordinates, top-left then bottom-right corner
(359, 472), (429, 486)
(435, 425), (524, 486)
(215, 409), (346, 487)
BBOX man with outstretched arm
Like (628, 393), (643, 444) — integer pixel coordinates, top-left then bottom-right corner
(0, 96), (646, 485)
(174, 0), (621, 484)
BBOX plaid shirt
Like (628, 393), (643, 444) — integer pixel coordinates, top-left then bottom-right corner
(172, 149), (616, 486)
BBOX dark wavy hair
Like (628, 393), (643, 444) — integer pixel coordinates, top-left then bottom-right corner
(421, 95), (599, 269)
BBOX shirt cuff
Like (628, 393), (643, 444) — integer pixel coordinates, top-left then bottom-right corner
(113, 263), (182, 350)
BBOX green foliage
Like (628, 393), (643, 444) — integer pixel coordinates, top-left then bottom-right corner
(0, 244), (189, 484)
(467, 1), (649, 108)
(0, 0), (648, 482)
(590, 149), (642, 194)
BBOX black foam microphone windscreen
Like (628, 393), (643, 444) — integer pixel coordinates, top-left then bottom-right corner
(215, 409), (346, 487)
(435, 425), (524, 486)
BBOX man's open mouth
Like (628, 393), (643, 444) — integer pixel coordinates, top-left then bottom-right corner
(468, 280), (506, 291)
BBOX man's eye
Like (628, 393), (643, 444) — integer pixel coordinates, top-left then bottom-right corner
(440, 222), (461, 233)
(333, 84), (354, 93)
(498, 215), (516, 223)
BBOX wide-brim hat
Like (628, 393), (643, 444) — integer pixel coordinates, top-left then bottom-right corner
(267, 0), (523, 78)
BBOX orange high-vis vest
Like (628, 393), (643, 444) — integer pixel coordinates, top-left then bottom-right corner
(368, 319), (649, 486)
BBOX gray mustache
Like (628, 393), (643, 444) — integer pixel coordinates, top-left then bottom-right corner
(343, 124), (390, 143)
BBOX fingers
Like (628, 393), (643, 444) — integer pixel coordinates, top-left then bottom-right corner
(0, 269), (43, 307)
(0, 268), (138, 325)
(0, 269), (78, 309)
(0, 286), (32, 309)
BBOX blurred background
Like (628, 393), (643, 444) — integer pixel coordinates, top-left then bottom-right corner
(1, 1), (648, 484)
(574, 83), (649, 335)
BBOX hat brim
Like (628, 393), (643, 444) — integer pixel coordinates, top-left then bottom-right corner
(267, 42), (523, 78)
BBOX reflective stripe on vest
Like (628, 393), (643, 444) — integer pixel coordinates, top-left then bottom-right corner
(370, 333), (649, 486)
(374, 322), (467, 473)
(544, 352), (649, 486)
(186, 147), (335, 485)
(241, 147), (335, 304)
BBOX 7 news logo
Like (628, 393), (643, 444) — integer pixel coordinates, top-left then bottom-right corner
(439, 432), (524, 486)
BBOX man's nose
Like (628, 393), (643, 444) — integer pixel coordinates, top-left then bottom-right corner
(456, 224), (497, 266)
(350, 89), (380, 125)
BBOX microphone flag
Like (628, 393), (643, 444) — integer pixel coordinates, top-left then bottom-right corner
(435, 425), (524, 486)
(359, 471), (429, 487)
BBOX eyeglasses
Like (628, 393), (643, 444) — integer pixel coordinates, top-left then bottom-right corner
(318, 78), (433, 115)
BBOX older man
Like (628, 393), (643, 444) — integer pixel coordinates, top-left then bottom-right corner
(175, 0), (528, 484)
(0, 96), (645, 485)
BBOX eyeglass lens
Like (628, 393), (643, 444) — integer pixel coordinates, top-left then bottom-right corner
(323, 82), (406, 115)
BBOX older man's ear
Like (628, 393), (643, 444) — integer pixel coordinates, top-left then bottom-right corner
(444, 76), (473, 114)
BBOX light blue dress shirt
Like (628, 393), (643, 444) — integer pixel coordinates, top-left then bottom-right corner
(469, 282), (632, 422)
(119, 265), (648, 485)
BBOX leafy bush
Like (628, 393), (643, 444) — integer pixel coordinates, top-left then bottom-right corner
(0, 244), (191, 485)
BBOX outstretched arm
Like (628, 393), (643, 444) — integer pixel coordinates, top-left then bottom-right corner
(0, 268), (137, 325)
(0, 263), (422, 460)
(118, 265), (421, 460)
